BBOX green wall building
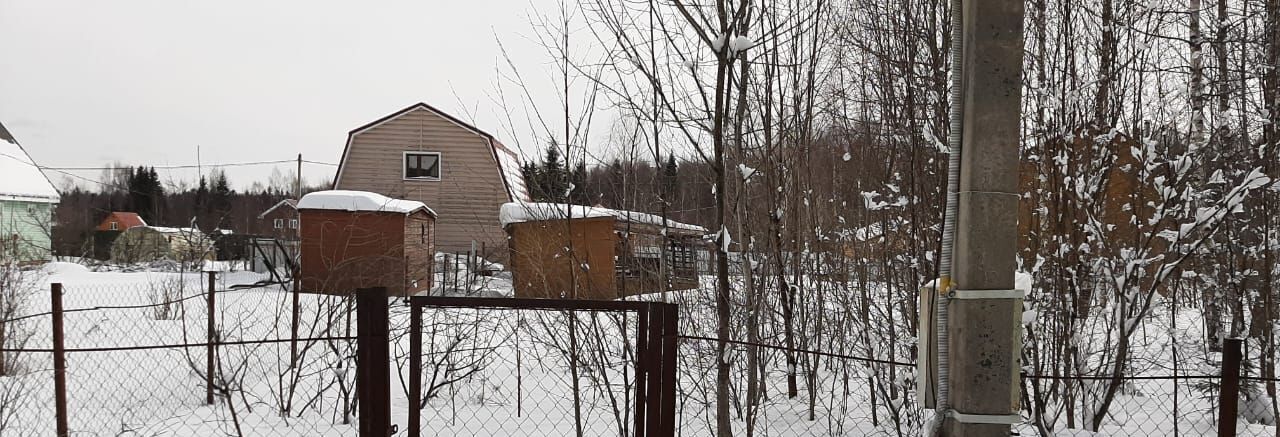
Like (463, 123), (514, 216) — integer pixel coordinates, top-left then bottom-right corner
(0, 121), (60, 262)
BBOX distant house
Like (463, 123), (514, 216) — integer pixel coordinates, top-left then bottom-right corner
(96, 212), (147, 232)
(258, 199), (299, 240)
(0, 121), (60, 262)
(298, 190), (436, 296)
(92, 212), (147, 260)
(110, 226), (213, 264)
(333, 103), (528, 259)
(501, 202), (705, 299)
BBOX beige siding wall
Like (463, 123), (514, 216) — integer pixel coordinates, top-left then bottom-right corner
(336, 108), (510, 257)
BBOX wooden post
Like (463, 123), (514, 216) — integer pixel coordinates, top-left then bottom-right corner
(516, 314), (523, 417)
(644, 304), (664, 435)
(658, 303), (679, 437)
(634, 307), (649, 437)
(408, 299), (422, 437)
(51, 283), (69, 437)
(356, 287), (391, 437)
(206, 271), (216, 405)
(1219, 338), (1242, 437)
(290, 275), (300, 372)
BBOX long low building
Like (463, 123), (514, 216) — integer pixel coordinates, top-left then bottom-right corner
(500, 202), (706, 300)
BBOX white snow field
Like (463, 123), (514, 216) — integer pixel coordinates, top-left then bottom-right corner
(3, 263), (361, 436)
(0, 262), (1276, 436)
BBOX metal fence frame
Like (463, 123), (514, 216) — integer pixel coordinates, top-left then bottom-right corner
(406, 296), (679, 437)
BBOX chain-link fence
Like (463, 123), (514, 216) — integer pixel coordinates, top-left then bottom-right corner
(1017, 372), (1278, 436)
(1, 266), (1270, 437)
(402, 297), (678, 437)
(673, 336), (921, 437)
(0, 271), (360, 436)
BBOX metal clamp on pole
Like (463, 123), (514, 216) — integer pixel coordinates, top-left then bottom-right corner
(947, 410), (1023, 425)
(949, 289), (1025, 300)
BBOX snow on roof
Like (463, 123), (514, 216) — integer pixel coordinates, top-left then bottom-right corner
(499, 202), (706, 233)
(0, 122), (60, 203)
(493, 141), (530, 202)
(144, 226), (204, 235)
(257, 198), (298, 219)
(298, 190), (435, 216)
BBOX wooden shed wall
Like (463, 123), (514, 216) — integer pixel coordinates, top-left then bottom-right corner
(299, 209), (432, 296)
(403, 212), (435, 292)
(507, 217), (618, 299)
(335, 107), (510, 258)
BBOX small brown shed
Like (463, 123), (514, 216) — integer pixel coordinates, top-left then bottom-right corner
(501, 202), (706, 300)
(298, 190), (436, 296)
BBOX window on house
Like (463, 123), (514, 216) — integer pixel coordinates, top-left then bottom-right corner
(420, 223), (427, 244)
(288, 219), (299, 229)
(274, 219), (284, 229)
(109, 221), (119, 231)
(404, 152), (441, 179)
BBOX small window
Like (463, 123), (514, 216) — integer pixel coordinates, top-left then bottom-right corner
(420, 223), (427, 244)
(288, 219), (299, 229)
(404, 152), (441, 180)
(109, 221), (119, 231)
(274, 218), (284, 229)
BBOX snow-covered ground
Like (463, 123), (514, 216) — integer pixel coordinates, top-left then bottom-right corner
(1, 262), (1276, 436)
(3, 263), (360, 436)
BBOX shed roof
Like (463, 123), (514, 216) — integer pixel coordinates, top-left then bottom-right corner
(298, 190), (436, 216)
(0, 120), (60, 203)
(499, 202), (706, 233)
(332, 102), (530, 202)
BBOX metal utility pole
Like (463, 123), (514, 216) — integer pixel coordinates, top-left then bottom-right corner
(942, 0), (1026, 435)
(295, 153), (303, 199)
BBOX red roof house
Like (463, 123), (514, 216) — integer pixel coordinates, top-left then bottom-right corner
(95, 212), (147, 232)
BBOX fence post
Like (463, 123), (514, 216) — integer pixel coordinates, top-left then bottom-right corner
(634, 307), (649, 437)
(658, 303), (679, 437)
(290, 273), (300, 372)
(408, 298), (422, 437)
(206, 271), (217, 405)
(51, 283), (69, 437)
(1219, 337), (1242, 437)
(644, 303), (664, 436)
(356, 287), (391, 437)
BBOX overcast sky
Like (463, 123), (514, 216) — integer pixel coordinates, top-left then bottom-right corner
(0, 0), (566, 191)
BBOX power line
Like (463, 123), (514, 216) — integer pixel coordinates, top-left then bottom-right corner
(42, 159), (338, 171)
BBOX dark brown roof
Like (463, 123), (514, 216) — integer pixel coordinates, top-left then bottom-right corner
(0, 120), (15, 144)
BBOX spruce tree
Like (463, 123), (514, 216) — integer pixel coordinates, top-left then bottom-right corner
(540, 144), (567, 202)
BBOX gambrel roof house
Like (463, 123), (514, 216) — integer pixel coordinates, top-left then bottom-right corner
(0, 120), (60, 262)
(333, 103), (528, 258)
